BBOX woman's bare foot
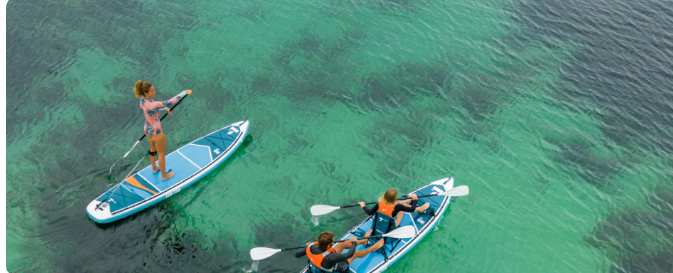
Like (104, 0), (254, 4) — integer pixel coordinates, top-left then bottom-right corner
(416, 203), (430, 213)
(152, 165), (160, 173)
(162, 171), (174, 180)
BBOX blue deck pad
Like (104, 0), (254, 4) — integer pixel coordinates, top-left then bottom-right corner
(137, 153), (201, 191)
(192, 126), (240, 159)
(178, 144), (213, 168)
(131, 174), (160, 193)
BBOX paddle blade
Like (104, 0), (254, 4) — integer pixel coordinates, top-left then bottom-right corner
(310, 205), (341, 216)
(440, 185), (469, 197)
(250, 247), (282, 261)
(384, 225), (417, 239)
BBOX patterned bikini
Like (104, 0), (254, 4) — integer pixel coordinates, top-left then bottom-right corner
(139, 91), (187, 138)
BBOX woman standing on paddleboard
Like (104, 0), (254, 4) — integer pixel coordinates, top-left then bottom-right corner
(134, 81), (193, 180)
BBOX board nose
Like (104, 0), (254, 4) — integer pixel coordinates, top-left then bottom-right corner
(238, 120), (250, 131)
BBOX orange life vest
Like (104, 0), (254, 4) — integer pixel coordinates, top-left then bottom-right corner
(377, 200), (398, 217)
(306, 241), (336, 269)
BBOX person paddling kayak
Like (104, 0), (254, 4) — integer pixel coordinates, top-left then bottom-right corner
(296, 231), (383, 273)
(134, 80), (192, 180)
(358, 188), (430, 227)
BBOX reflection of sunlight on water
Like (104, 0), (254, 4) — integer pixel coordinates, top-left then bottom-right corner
(311, 216), (320, 226)
(242, 260), (259, 272)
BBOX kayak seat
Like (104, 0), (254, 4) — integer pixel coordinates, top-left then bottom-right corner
(367, 212), (402, 261)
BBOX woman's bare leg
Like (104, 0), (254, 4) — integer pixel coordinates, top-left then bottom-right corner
(153, 132), (174, 180)
(396, 211), (404, 227)
(146, 134), (159, 173)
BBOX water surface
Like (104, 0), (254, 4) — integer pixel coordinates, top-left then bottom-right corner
(7, 0), (673, 272)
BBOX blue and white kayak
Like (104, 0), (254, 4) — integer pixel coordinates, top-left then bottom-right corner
(301, 177), (455, 273)
(87, 120), (249, 223)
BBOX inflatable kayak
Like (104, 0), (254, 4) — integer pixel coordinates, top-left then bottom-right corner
(301, 177), (455, 273)
(87, 120), (249, 223)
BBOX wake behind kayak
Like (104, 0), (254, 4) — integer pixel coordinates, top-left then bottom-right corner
(87, 120), (249, 224)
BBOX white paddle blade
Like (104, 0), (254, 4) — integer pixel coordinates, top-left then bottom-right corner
(310, 205), (341, 216)
(123, 140), (140, 158)
(250, 247), (282, 261)
(440, 185), (469, 197)
(384, 225), (417, 239)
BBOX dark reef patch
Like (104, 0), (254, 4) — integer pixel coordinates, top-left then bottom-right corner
(543, 135), (629, 189)
(507, 0), (673, 267)
(585, 179), (673, 273)
(507, 0), (673, 153)
(363, 110), (436, 180)
(247, 28), (366, 103)
(43, 198), (247, 272)
(357, 60), (453, 110)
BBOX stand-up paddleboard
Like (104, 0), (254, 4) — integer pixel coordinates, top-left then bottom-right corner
(87, 120), (249, 224)
(301, 177), (455, 273)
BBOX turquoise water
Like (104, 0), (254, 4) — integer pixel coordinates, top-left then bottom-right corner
(7, 0), (673, 272)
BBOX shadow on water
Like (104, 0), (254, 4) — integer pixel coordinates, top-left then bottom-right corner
(363, 111), (437, 180)
(508, 0), (673, 269)
(323, 0), (426, 17)
(357, 61), (452, 110)
(51, 198), (247, 272)
(508, 0), (673, 153)
(584, 175), (673, 273)
(542, 135), (630, 189)
(247, 28), (367, 104)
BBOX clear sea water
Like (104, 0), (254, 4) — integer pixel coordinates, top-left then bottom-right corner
(6, 0), (673, 272)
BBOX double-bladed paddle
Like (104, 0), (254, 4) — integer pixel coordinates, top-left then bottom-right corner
(249, 225), (416, 261)
(310, 185), (469, 216)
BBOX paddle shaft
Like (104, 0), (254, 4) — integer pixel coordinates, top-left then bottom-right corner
(339, 193), (442, 209)
(281, 235), (387, 251)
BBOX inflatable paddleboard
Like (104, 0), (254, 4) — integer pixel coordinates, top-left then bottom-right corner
(87, 120), (249, 223)
(301, 177), (455, 273)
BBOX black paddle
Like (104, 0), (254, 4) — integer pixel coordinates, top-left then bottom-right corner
(250, 226), (416, 260)
(310, 185), (469, 216)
